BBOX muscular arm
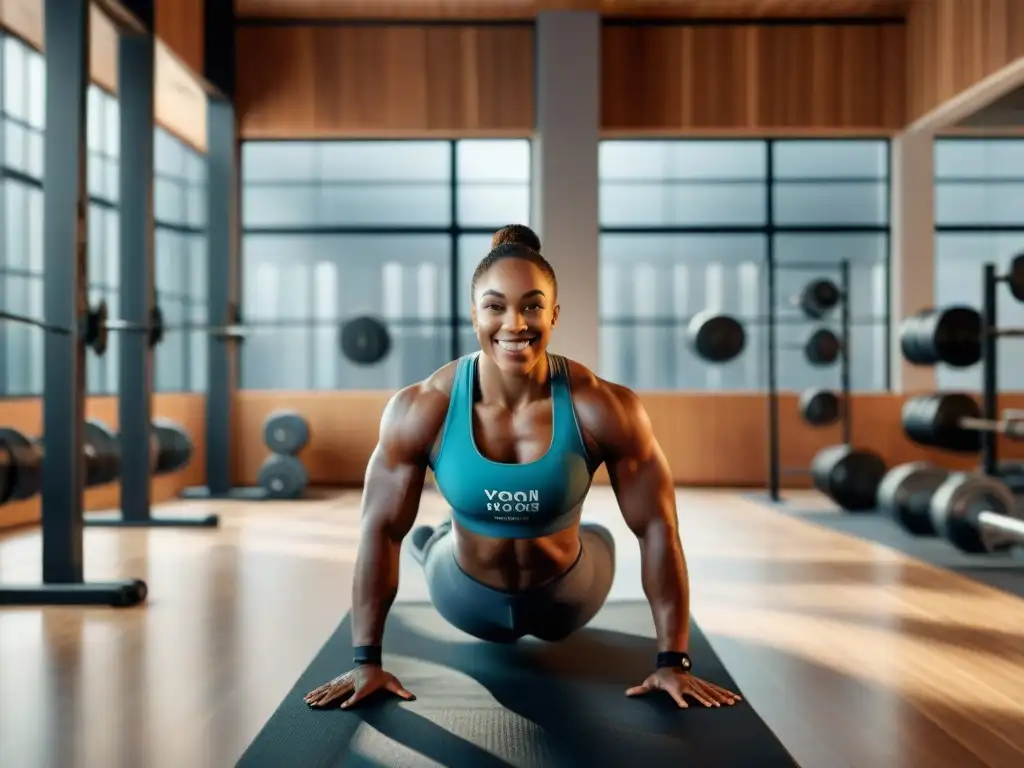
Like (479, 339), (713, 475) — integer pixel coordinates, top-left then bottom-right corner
(351, 384), (447, 648)
(601, 387), (690, 653)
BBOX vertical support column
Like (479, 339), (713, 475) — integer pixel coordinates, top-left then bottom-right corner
(889, 130), (936, 394)
(204, 0), (238, 495)
(117, 8), (156, 522)
(532, 11), (600, 371)
(41, 0), (90, 583)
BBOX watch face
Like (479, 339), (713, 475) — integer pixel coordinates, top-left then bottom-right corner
(681, 657), (692, 671)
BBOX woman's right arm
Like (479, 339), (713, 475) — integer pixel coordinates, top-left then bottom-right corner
(351, 382), (448, 650)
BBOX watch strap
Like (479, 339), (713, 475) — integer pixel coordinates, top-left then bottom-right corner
(656, 651), (692, 672)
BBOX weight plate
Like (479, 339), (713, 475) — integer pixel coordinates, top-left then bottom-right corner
(262, 410), (311, 455)
(0, 428), (41, 502)
(810, 444), (887, 512)
(876, 462), (949, 536)
(1007, 253), (1024, 303)
(686, 311), (746, 364)
(929, 472), (1018, 554)
(151, 418), (194, 475)
(341, 316), (392, 365)
(84, 419), (121, 487)
(798, 388), (840, 427)
(257, 454), (309, 500)
(798, 279), (840, 319)
(804, 328), (841, 366)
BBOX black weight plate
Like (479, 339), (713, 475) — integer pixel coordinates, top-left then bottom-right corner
(0, 428), (41, 502)
(1008, 253), (1024, 303)
(899, 309), (932, 366)
(932, 393), (982, 453)
(686, 311), (746, 363)
(0, 441), (11, 505)
(84, 419), (121, 487)
(85, 298), (109, 357)
(798, 279), (840, 319)
(798, 388), (841, 427)
(257, 454), (309, 500)
(929, 472), (1018, 554)
(932, 306), (982, 368)
(0, 427), (42, 500)
(152, 418), (194, 475)
(262, 410), (311, 454)
(341, 316), (392, 365)
(876, 462), (949, 536)
(811, 444), (887, 512)
(804, 328), (841, 366)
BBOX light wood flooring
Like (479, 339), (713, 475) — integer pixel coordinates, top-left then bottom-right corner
(1, 487), (1023, 768)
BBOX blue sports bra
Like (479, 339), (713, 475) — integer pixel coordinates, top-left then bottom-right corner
(429, 353), (595, 539)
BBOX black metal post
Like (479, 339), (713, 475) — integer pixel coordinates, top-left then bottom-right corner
(449, 140), (461, 361)
(0, 0), (145, 607)
(766, 143), (780, 502)
(87, 2), (217, 528)
(839, 259), (852, 446)
(981, 263), (998, 477)
(182, 0), (264, 501)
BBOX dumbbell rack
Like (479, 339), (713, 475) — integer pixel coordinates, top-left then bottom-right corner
(767, 260), (852, 502)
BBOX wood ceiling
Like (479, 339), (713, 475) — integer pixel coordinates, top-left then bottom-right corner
(234, 0), (913, 20)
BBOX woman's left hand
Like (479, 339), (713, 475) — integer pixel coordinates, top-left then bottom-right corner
(626, 667), (742, 708)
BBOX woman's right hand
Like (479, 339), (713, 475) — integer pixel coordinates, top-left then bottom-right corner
(304, 665), (416, 710)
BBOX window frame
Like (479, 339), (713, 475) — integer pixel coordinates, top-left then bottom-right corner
(597, 136), (893, 392)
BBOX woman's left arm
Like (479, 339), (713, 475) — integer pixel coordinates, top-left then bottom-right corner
(599, 385), (690, 654)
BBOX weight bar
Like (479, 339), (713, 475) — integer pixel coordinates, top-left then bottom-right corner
(262, 411), (311, 455)
(878, 463), (1024, 554)
(257, 454), (309, 499)
(901, 393), (1024, 453)
(1, 303), (392, 366)
(810, 444), (887, 512)
(799, 388), (841, 427)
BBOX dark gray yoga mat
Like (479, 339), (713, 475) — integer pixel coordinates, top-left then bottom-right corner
(236, 601), (798, 768)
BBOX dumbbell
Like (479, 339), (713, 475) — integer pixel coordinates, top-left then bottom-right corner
(877, 462), (1024, 554)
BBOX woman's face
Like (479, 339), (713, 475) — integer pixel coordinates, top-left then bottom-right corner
(472, 258), (559, 374)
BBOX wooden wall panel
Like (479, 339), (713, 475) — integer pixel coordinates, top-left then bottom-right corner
(233, 391), (1024, 489)
(0, 395), (207, 531)
(155, 38), (209, 152)
(905, 0), (1024, 123)
(235, 25), (534, 137)
(602, 23), (906, 132)
(156, 0), (204, 76)
(234, 0), (909, 20)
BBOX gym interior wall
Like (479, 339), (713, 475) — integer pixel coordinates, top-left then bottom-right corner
(0, 19), (209, 532)
(225, 16), (1024, 492)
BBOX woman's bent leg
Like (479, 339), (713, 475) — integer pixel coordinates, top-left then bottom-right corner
(421, 529), (523, 644)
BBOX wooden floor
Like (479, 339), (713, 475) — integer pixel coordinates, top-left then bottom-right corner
(2, 487), (1024, 768)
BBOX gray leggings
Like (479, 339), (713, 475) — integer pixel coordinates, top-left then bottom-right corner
(417, 521), (616, 644)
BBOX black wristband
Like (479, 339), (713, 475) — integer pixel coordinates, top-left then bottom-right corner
(656, 651), (692, 672)
(353, 645), (382, 666)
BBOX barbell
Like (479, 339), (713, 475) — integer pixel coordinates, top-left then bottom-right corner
(877, 463), (1024, 554)
(0, 419), (194, 505)
(901, 393), (1024, 453)
(1, 304), (394, 365)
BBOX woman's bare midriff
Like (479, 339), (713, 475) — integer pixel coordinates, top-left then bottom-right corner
(450, 519), (583, 591)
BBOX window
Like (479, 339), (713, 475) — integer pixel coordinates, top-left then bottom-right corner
(597, 139), (891, 392)
(153, 128), (208, 393)
(0, 35), (46, 396)
(934, 138), (1024, 391)
(85, 84), (120, 395)
(239, 139), (531, 390)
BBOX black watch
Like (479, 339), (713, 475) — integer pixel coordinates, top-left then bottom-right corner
(656, 651), (692, 673)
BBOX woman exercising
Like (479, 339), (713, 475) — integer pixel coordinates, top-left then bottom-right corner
(304, 225), (741, 711)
